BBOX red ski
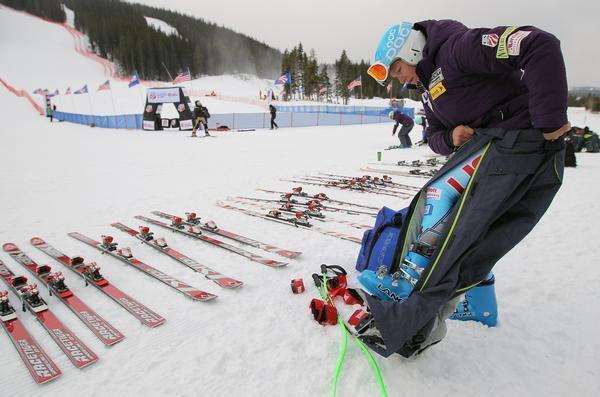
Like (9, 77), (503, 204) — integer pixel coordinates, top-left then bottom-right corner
(135, 216), (288, 268)
(68, 232), (217, 302)
(0, 260), (98, 369)
(110, 223), (243, 289)
(151, 210), (301, 259)
(30, 237), (165, 327)
(0, 290), (62, 384)
(3, 243), (125, 346)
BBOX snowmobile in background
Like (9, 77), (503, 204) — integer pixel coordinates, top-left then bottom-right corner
(569, 126), (600, 153)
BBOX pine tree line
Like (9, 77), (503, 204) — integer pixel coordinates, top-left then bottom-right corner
(1, 0), (65, 22)
(1, 0), (282, 80)
(281, 45), (416, 102)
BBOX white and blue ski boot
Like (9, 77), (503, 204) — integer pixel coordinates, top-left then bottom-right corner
(450, 273), (498, 327)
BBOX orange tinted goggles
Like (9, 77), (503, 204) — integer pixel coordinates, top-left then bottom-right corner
(367, 62), (389, 84)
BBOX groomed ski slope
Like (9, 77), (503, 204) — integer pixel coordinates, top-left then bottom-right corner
(1, 5), (599, 396)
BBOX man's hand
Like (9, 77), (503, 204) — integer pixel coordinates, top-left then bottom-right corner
(543, 123), (571, 141)
(452, 125), (475, 146)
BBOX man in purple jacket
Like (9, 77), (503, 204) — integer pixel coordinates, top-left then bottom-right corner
(390, 110), (414, 147)
(352, 20), (570, 358)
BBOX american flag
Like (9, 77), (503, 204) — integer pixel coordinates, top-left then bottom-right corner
(74, 85), (88, 94)
(347, 76), (362, 91)
(319, 87), (328, 94)
(274, 72), (291, 85)
(97, 80), (111, 91)
(172, 70), (191, 84)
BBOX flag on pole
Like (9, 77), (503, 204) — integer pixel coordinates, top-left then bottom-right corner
(47, 89), (59, 97)
(347, 76), (362, 91)
(65, 87), (71, 95)
(319, 87), (328, 94)
(97, 80), (111, 91)
(74, 85), (88, 94)
(274, 72), (291, 85)
(172, 70), (191, 85)
(128, 72), (140, 88)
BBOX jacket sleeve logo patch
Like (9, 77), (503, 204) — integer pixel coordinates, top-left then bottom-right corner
(507, 30), (531, 56)
(496, 26), (518, 59)
(429, 81), (446, 100)
(481, 34), (499, 47)
(429, 67), (444, 89)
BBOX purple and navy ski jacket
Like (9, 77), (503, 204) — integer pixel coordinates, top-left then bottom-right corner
(413, 20), (568, 155)
(392, 111), (414, 134)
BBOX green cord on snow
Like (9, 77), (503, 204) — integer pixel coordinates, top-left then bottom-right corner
(319, 271), (388, 397)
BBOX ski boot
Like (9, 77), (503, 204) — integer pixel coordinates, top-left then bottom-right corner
(358, 248), (428, 303)
(450, 273), (498, 327)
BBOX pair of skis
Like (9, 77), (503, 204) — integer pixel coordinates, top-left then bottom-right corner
(227, 197), (371, 231)
(256, 187), (379, 211)
(0, 286), (62, 384)
(0, 258), (98, 376)
(215, 201), (363, 244)
(134, 213), (293, 267)
(31, 237), (165, 327)
(279, 178), (409, 198)
(360, 166), (435, 178)
(233, 195), (377, 217)
(3, 243), (124, 347)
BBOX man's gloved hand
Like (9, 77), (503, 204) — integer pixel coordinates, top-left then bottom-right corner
(542, 122), (571, 141)
(452, 125), (475, 146)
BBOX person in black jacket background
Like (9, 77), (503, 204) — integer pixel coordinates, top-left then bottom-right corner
(269, 104), (278, 130)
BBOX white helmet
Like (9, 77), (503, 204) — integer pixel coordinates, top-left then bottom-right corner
(367, 22), (426, 86)
(388, 110), (395, 120)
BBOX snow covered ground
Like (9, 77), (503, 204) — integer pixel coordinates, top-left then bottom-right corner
(0, 4), (599, 397)
(144, 16), (179, 36)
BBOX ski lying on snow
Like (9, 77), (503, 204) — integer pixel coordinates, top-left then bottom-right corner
(134, 215), (288, 268)
(256, 188), (379, 211)
(3, 243), (125, 346)
(234, 196), (377, 217)
(297, 175), (412, 195)
(150, 210), (301, 259)
(68, 232), (217, 302)
(279, 178), (409, 198)
(30, 237), (165, 328)
(227, 197), (372, 231)
(216, 201), (362, 244)
(318, 172), (421, 192)
(360, 166), (435, 178)
(0, 290), (62, 384)
(0, 259), (98, 369)
(111, 222), (243, 289)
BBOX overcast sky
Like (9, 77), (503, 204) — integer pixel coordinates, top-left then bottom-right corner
(129, 0), (599, 87)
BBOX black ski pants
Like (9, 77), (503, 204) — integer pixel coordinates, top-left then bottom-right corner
(366, 128), (566, 357)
